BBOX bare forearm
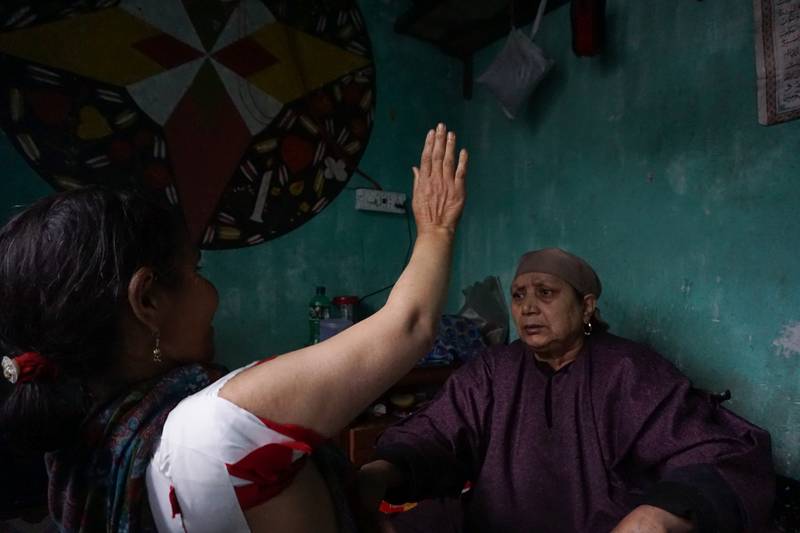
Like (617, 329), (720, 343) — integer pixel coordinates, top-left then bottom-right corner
(311, 230), (456, 425)
(219, 125), (467, 437)
(383, 228), (455, 344)
(259, 229), (455, 435)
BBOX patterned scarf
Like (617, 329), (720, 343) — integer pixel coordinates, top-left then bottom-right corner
(46, 363), (226, 533)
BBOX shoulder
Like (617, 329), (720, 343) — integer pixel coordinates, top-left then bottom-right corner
(589, 333), (679, 371)
(482, 339), (529, 362)
(587, 333), (687, 388)
(160, 364), (265, 447)
(466, 340), (528, 372)
(587, 335), (697, 431)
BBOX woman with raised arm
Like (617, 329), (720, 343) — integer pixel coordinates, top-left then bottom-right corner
(0, 123), (467, 533)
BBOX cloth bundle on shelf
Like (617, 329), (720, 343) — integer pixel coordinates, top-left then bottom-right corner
(418, 315), (486, 367)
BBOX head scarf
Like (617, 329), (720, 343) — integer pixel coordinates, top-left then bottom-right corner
(514, 248), (601, 297)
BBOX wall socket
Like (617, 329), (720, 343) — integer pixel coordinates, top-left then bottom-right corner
(354, 188), (407, 214)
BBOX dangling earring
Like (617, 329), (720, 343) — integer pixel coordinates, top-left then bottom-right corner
(583, 321), (593, 336)
(152, 332), (162, 363)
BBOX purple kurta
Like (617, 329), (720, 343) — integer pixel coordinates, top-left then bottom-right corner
(376, 334), (774, 532)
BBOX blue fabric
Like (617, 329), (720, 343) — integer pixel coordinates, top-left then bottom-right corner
(46, 364), (226, 533)
(418, 315), (486, 367)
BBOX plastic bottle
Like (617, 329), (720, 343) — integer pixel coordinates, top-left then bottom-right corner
(332, 295), (359, 323)
(319, 318), (353, 341)
(308, 286), (331, 345)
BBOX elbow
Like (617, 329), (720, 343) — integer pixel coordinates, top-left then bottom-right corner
(416, 322), (438, 351)
(391, 307), (438, 353)
(380, 296), (440, 353)
(406, 313), (438, 354)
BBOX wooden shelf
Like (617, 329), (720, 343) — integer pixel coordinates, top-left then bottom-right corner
(394, 364), (457, 388)
(338, 364), (458, 466)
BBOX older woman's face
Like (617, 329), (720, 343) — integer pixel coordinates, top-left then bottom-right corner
(511, 272), (594, 357)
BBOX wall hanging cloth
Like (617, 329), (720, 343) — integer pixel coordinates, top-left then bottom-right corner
(476, 0), (554, 119)
(753, 0), (800, 125)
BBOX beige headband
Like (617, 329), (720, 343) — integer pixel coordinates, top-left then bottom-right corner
(513, 248), (602, 297)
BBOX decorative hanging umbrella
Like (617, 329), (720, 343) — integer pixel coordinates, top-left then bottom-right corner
(0, 0), (376, 249)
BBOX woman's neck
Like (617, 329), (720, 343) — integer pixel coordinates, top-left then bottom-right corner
(531, 337), (585, 371)
(87, 345), (174, 405)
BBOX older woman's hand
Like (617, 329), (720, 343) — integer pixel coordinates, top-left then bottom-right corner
(411, 123), (467, 236)
(610, 505), (694, 533)
(355, 460), (403, 533)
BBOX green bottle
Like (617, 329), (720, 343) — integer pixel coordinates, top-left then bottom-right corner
(308, 286), (331, 345)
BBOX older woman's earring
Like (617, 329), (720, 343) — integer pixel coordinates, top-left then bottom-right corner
(153, 332), (162, 363)
(583, 321), (593, 336)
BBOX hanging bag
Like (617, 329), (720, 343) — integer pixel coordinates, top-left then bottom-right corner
(476, 0), (554, 119)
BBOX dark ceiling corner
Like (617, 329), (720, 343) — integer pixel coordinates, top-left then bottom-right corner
(394, 0), (569, 98)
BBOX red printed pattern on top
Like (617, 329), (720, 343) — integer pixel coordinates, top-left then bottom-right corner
(224, 416), (325, 510)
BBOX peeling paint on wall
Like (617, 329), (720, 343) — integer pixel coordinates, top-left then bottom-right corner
(773, 322), (800, 357)
(680, 278), (692, 296)
(666, 157), (687, 195)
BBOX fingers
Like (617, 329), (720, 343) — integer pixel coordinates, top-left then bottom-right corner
(418, 129), (434, 179)
(455, 148), (468, 182)
(417, 123), (466, 184)
(443, 131), (456, 178)
(431, 123), (446, 173)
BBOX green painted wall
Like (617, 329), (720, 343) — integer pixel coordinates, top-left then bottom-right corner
(1, 0), (799, 477)
(452, 0), (800, 478)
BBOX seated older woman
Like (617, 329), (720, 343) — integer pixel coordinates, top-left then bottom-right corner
(360, 248), (774, 533)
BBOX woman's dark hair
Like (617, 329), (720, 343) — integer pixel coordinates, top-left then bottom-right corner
(0, 187), (188, 452)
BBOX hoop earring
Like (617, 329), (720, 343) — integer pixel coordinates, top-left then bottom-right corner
(583, 321), (593, 336)
(152, 332), (162, 363)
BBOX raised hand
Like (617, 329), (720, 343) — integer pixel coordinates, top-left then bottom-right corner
(412, 123), (468, 236)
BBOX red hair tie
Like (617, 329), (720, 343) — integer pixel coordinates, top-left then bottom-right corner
(1, 352), (60, 384)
